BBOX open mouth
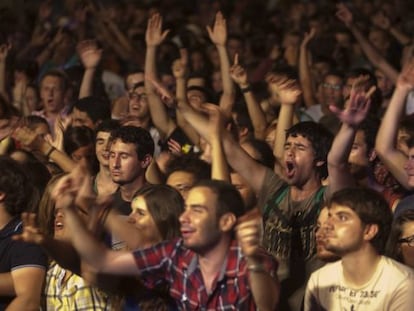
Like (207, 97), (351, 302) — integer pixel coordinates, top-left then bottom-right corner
(55, 221), (64, 230)
(285, 161), (296, 178)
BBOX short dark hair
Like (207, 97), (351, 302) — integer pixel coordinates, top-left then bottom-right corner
(328, 187), (392, 254)
(165, 154), (211, 182)
(109, 126), (154, 159)
(25, 115), (49, 131)
(94, 119), (121, 137)
(40, 69), (69, 92)
(286, 121), (333, 179)
(133, 184), (184, 240)
(63, 126), (95, 156)
(0, 156), (35, 215)
(194, 179), (246, 219)
(73, 96), (111, 124)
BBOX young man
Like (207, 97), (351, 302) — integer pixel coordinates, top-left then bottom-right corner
(0, 157), (47, 310)
(304, 187), (414, 311)
(48, 175), (280, 310)
(109, 125), (154, 216)
(32, 69), (70, 137)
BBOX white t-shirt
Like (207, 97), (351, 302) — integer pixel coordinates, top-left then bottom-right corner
(304, 256), (414, 311)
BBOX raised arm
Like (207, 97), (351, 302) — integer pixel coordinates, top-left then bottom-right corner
(299, 28), (318, 108)
(327, 81), (375, 195)
(230, 54), (267, 139)
(144, 13), (176, 139)
(336, 3), (399, 83)
(51, 165), (138, 275)
(173, 49), (200, 146)
(77, 40), (102, 99)
(177, 99), (268, 194)
(375, 59), (414, 189)
(207, 11), (235, 117)
(236, 211), (279, 311)
(201, 103), (230, 181)
(13, 126), (76, 173)
(269, 75), (301, 165)
(371, 11), (412, 47)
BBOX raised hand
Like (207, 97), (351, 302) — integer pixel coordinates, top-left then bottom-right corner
(266, 75), (302, 105)
(329, 78), (375, 127)
(13, 213), (46, 245)
(77, 40), (102, 69)
(396, 57), (414, 92)
(236, 208), (263, 257)
(371, 11), (391, 30)
(13, 126), (43, 151)
(229, 54), (248, 86)
(336, 3), (353, 27)
(206, 11), (227, 47)
(301, 27), (316, 48)
(0, 43), (11, 62)
(200, 103), (226, 140)
(172, 49), (188, 80)
(145, 13), (170, 47)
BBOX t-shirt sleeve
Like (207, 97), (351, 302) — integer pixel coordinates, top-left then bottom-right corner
(257, 168), (284, 213)
(10, 241), (48, 271)
(388, 275), (414, 311)
(304, 271), (325, 311)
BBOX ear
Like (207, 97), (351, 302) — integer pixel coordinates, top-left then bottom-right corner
(368, 149), (377, 162)
(140, 154), (152, 169)
(219, 213), (237, 233)
(0, 192), (5, 202)
(238, 127), (249, 139)
(363, 223), (379, 242)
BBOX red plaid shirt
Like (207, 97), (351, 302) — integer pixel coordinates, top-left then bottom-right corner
(133, 238), (278, 310)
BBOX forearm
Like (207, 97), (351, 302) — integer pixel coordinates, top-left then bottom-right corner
(327, 123), (357, 193)
(42, 237), (81, 274)
(389, 26), (411, 46)
(274, 103), (294, 161)
(64, 206), (110, 270)
(376, 86), (409, 155)
(242, 86), (268, 139)
(217, 45), (235, 116)
(299, 46), (317, 108)
(349, 25), (398, 82)
(211, 136), (230, 182)
(79, 67), (96, 99)
(247, 257), (279, 311)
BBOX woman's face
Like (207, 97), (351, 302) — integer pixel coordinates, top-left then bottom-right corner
(25, 87), (40, 112)
(129, 196), (162, 246)
(400, 221), (414, 269)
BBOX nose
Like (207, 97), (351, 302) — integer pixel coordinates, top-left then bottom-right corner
(54, 207), (64, 218)
(111, 154), (121, 168)
(405, 159), (413, 170)
(179, 209), (190, 224)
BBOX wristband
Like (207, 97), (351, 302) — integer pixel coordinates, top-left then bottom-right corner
(247, 263), (266, 273)
(241, 85), (252, 93)
(45, 146), (56, 158)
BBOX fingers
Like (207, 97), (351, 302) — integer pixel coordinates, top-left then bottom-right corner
(234, 53), (239, 66)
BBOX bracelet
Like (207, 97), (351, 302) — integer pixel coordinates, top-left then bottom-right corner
(241, 85), (252, 93)
(247, 263), (267, 273)
(45, 146), (56, 158)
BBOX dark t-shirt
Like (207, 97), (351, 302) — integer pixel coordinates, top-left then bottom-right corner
(0, 217), (47, 309)
(112, 189), (132, 216)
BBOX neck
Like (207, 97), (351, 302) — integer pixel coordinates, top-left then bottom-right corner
(290, 177), (321, 201)
(0, 207), (14, 230)
(119, 175), (147, 202)
(198, 236), (231, 278)
(341, 245), (381, 288)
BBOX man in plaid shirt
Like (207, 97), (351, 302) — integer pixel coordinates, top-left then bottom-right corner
(52, 177), (280, 310)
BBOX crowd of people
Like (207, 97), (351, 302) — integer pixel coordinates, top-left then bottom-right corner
(1, 0), (414, 310)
